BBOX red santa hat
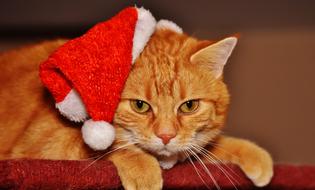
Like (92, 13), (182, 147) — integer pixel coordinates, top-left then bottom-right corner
(39, 6), (183, 151)
(39, 7), (157, 151)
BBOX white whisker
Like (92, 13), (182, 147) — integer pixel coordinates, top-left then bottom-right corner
(190, 144), (239, 190)
(79, 154), (103, 161)
(195, 143), (242, 181)
(183, 150), (211, 190)
(201, 140), (240, 160)
(187, 146), (221, 190)
(79, 142), (136, 173)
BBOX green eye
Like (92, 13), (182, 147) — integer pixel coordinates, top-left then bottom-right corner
(179, 100), (199, 113)
(130, 100), (150, 113)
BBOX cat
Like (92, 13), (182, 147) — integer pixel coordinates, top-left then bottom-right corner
(0, 28), (273, 190)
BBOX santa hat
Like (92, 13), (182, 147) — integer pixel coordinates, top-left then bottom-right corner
(39, 7), (156, 151)
(39, 7), (183, 151)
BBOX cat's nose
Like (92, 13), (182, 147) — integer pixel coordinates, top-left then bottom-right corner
(157, 134), (176, 145)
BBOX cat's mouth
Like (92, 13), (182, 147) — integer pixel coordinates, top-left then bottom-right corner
(138, 142), (176, 157)
(119, 128), (179, 156)
(157, 147), (173, 156)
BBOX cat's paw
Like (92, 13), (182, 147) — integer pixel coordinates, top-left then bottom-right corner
(239, 145), (274, 187)
(118, 163), (163, 190)
(120, 171), (163, 190)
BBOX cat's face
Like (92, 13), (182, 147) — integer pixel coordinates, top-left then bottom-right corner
(114, 30), (236, 157)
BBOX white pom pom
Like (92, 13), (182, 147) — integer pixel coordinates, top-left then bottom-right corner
(56, 89), (88, 122)
(81, 119), (115, 151)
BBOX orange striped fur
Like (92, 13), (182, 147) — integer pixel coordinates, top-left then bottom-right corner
(0, 29), (273, 189)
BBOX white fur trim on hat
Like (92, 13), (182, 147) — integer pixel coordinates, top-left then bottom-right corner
(56, 89), (88, 122)
(156, 19), (183, 34)
(81, 119), (115, 151)
(132, 7), (157, 63)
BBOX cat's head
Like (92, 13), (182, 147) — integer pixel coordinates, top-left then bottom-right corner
(113, 29), (237, 157)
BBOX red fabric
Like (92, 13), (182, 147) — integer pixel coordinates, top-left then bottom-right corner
(39, 7), (137, 121)
(1, 160), (314, 190)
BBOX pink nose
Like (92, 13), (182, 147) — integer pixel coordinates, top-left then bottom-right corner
(157, 134), (176, 145)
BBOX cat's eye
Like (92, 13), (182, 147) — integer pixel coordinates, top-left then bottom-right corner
(130, 100), (150, 113)
(179, 100), (199, 113)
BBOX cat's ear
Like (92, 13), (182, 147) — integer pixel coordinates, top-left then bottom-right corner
(190, 37), (237, 79)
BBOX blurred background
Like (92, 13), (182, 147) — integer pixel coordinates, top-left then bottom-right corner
(0, 0), (314, 164)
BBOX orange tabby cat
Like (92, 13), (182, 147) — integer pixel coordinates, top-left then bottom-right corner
(0, 29), (273, 189)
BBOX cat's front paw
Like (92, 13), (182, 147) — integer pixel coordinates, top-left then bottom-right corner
(119, 167), (163, 190)
(239, 145), (274, 187)
(108, 148), (163, 190)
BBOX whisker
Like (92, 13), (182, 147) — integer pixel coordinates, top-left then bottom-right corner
(79, 154), (104, 161)
(190, 144), (239, 190)
(187, 146), (221, 190)
(195, 144), (243, 181)
(193, 139), (242, 182)
(203, 140), (240, 160)
(79, 142), (136, 174)
(183, 150), (211, 190)
(114, 140), (131, 145)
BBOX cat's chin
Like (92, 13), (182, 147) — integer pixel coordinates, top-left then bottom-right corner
(140, 144), (177, 157)
(158, 154), (179, 169)
(156, 150), (189, 169)
(156, 148), (173, 157)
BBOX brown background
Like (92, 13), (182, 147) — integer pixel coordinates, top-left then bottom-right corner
(0, 0), (314, 164)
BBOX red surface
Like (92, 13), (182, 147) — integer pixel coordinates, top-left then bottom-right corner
(39, 7), (137, 122)
(1, 159), (314, 190)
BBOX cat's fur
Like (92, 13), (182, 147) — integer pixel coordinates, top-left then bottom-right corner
(0, 29), (273, 189)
